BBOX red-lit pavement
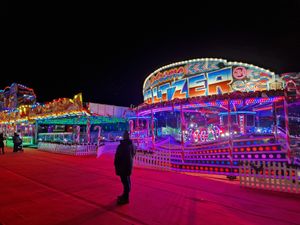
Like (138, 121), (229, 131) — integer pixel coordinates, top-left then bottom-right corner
(0, 147), (300, 225)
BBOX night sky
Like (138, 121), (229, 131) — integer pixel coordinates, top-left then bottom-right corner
(0, 0), (7, 16)
(2, 1), (300, 107)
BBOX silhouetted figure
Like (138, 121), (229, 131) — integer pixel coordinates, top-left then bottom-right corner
(0, 133), (5, 154)
(13, 133), (22, 152)
(114, 130), (136, 204)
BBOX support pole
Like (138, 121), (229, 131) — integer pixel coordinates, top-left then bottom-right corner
(136, 108), (140, 149)
(180, 103), (185, 162)
(146, 119), (149, 137)
(86, 116), (91, 144)
(273, 102), (278, 142)
(34, 121), (38, 145)
(227, 99), (235, 179)
(283, 97), (291, 164)
(151, 108), (155, 150)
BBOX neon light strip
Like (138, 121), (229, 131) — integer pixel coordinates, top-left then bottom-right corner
(245, 96), (284, 105)
(138, 97), (283, 116)
(219, 111), (256, 115)
(253, 106), (273, 112)
(127, 116), (152, 120)
(143, 58), (275, 89)
(37, 116), (126, 125)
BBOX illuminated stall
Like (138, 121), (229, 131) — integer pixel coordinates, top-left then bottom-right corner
(0, 83), (37, 146)
(0, 85), (132, 155)
(133, 58), (300, 176)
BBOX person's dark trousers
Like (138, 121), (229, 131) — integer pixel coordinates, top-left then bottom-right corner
(120, 175), (131, 199)
(13, 145), (18, 152)
(1, 146), (4, 154)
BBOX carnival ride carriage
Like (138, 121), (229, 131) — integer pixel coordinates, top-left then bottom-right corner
(129, 59), (300, 177)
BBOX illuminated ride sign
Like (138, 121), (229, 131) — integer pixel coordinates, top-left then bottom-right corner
(191, 125), (221, 143)
(143, 59), (281, 104)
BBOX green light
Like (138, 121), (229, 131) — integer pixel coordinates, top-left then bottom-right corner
(37, 116), (127, 125)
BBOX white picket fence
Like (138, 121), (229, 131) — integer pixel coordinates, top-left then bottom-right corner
(134, 150), (171, 171)
(239, 161), (300, 194)
(38, 142), (99, 156)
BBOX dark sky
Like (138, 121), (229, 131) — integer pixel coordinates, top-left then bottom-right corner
(2, 1), (300, 107)
(0, 0), (7, 16)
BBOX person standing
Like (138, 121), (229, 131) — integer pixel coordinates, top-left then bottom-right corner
(0, 133), (5, 154)
(12, 132), (22, 152)
(114, 130), (136, 204)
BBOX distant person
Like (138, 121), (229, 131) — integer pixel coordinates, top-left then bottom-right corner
(13, 132), (22, 152)
(0, 133), (5, 154)
(114, 130), (136, 205)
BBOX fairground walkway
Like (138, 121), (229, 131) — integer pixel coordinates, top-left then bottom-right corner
(0, 146), (300, 225)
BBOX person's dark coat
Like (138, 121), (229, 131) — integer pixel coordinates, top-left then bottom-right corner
(0, 134), (4, 148)
(114, 139), (136, 176)
(13, 134), (18, 144)
(13, 134), (22, 145)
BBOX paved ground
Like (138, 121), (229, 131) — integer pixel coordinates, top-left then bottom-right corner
(0, 146), (300, 225)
